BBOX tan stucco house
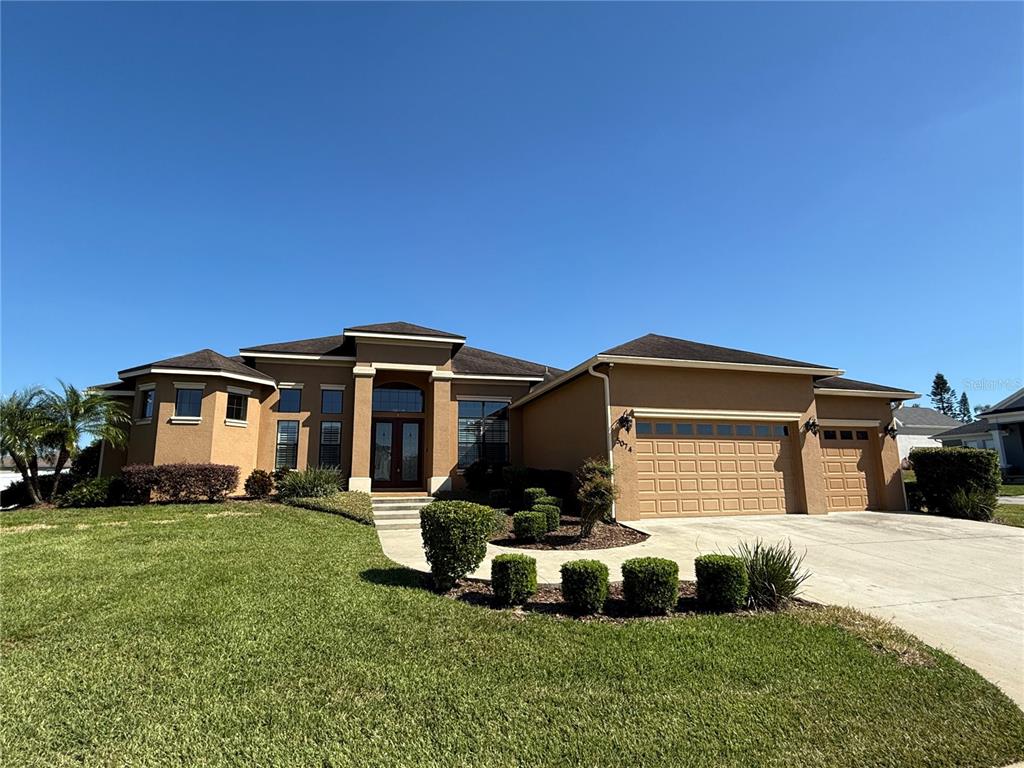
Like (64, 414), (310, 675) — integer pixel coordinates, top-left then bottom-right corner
(95, 321), (918, 520)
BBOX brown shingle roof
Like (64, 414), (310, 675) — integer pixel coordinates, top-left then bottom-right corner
(814, 376), (915, 395)
(240, 334), (351, 356)
(602, 333), (834, 370)
(452, 346), (561, 378)
(119, 348), (274, 382)
(344, 321), (464, 339)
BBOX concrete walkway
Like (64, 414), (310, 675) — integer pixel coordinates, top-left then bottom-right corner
(377, 511), (1024, 708)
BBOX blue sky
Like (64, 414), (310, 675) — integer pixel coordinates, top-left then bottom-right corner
(3, 2), (1021, 408)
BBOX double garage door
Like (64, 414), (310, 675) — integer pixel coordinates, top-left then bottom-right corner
(635, 419), (797, 518)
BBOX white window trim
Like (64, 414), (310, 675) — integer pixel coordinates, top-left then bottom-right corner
(137, 383), (156, 392)
(320, 384), (346, 390)
(278, 382), (303, 389)
(174, 381), (206, 390)
(227, 385), (252, 396)
(170, 416), (202, 425)
(134, 418), (152, 426)
(224, 418), (248, 428)
(173, 382), (205, 421)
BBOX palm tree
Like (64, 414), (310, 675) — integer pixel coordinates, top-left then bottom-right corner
(0, 387), (47, 504)
(40, 381), (131, 502)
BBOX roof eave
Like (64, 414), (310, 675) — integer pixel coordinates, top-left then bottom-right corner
(116, 365), (276, 387)
(815, 388), (920, 400)
(596, 354), (843, 377)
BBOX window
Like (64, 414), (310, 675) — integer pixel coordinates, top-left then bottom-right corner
(675, 423), (693, 436)
(458, 400), (509, 467)
(319, 421), (342, 468)
(716, 424), (734, 437)
(275, 420), (299, 470)
(321, 388), (343, 414)
(697, 423), (714, 436)
(655, 422), (673, 435)
(373, 385), (423, 413)
(226, 392), (247, 422)
(773, 425), (789, 437)
(736, 424), (753, 437)
(278, 388), (301, 413)
(636, 422), (652, 435)
(138, 389), (155, 420)
(823, 429), (837, 440)
(840, 430), (854, 440)
(755, 425), (771, 437)
(174, 387), (202, 418)
(856, 430), (869, 440)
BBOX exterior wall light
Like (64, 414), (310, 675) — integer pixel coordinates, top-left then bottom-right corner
(884, 423), (899, 439)
(617, 410), (634, 434)
(804, 418), (820, 436)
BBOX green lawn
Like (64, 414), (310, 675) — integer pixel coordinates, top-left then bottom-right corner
(3, 503), (1024, 767)
(1000, 483), (1024, 497)
(995, 503), (1024, 528)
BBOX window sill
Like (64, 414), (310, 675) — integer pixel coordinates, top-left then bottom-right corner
(224, 419), (248, 428)
(170, 416), (202, 425)
(134, 418), (152, 426)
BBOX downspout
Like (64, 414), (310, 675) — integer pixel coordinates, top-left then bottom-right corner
(587, 362), (616, 521)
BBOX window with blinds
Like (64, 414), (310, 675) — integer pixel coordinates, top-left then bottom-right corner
(319, 421), (342, 468)
(276, 420), (299, 470)
(458, 400), (509, 468)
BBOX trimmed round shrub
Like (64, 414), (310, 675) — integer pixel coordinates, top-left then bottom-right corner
(523, 487), (547, 508)
(534, 503), (561, 532)
(513, 510), (547, 542)
(560, 559), (609, 615)
(491, 554), (537, 607)
(420, 500), (497, 591)
(244, 469), (274, 499)
(277, 467), (345, 499)
(695, 554), (749, 612)
(56, 477), (116, 508)
(622, 557), (679, 615)
(537, 495), (561, 509)
(488, 488), (510, 508)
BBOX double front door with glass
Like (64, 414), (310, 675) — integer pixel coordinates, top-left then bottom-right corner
(371, 418), (423, 488)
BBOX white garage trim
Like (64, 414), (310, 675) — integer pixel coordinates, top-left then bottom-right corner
(632, 408), (803, 422)
(817, 418), (881, 427)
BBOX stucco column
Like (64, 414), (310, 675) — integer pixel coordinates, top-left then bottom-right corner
(349, 366), (375, 492)
(990, 426), (1009, 469)
(428, 371), (453, 493)
(796, 409), (827, 515)
(877, 425), (906, 510)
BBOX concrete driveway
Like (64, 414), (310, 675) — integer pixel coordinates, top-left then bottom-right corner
(378, 511), (1024, 708)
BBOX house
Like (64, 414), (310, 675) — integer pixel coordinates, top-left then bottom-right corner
(891, 405), (963, 461)
(94, 322), (919, 519)
(934, 387), (1024, 474)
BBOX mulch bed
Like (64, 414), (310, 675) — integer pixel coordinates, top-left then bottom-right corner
(447, 579), (705, 622)
(489, 513), (649, 550)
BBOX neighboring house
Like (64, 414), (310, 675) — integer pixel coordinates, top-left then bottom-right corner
(935, 387), (1024, 475)
(891, 406), (963, 461)
(94, 321), (919, 519)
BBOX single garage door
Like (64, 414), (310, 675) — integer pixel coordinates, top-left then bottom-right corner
(820, 427), (880, 511)
(635, 419), (798, 518)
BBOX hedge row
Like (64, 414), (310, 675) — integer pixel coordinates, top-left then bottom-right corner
(122, 463), (239, 503)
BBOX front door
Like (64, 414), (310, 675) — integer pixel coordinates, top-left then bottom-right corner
(371, 418), (423, 488)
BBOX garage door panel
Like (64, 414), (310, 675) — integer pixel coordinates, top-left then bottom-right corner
(635, 419), (796, 518)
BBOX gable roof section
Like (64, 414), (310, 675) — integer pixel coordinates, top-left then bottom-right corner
(814, 376), (918, 399)
(344, 321), (465, 341)
(933, 418), (992, 441)
(601, 334), (837, 372)
(118, 348), (275, 384)
(892, 405), (963, 435)
(981, 388), (1024, 417)
(452, 346), (561, 378)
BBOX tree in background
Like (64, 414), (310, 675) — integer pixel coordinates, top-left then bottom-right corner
(929, 373), (957, 418)
(974, 404), (992, 415)
(956, 392), (972, 423)
(40, 381), (131, 501)
(0, 387), (48, 504)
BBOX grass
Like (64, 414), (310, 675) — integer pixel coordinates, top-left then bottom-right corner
(3, 503), (1024, 767)
(282, 490), (373, 524)
(999, 483), (1024, 497)
(995, 503), (1024, 528)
